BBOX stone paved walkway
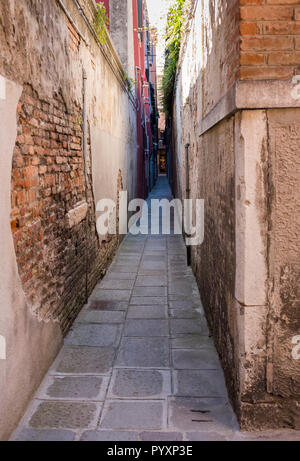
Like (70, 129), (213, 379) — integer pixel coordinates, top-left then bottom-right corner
(11, 177), (300, 441)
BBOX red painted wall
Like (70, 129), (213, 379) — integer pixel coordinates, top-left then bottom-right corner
(96, 1), (157, 198)
(132, 0), (146, 198)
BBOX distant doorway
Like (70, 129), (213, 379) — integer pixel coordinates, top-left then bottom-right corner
(158, 150), (167, 175)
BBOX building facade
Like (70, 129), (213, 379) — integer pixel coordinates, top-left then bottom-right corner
(0, 0), (158, 440)
(171, 0), (300, 430)
(99, 0), (159, 197)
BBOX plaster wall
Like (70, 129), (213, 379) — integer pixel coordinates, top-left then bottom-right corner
(172, 0), (300, 430)
(0, 0), (137, 439)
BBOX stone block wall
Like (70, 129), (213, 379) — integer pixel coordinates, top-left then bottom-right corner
(172, 0), (300, 430)
(0, 0), (137, 440)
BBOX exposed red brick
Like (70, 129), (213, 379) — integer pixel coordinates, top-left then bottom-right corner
(240, 6), (294, 21)
(10, 84), (119, 334)
(240, 65), (294, 80)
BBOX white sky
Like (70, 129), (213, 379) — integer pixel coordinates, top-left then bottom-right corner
(146, 0), (174, 72)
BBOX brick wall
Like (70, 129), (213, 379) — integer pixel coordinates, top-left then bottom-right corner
(201, 0), (240, 116)
(11, 85), (85, 327)
(240, 0), (300, 80)
(10, 83), (121, 334)
(225, 0), (241, 89)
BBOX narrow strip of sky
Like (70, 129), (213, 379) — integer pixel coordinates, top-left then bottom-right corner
(146, 0), (173, 71)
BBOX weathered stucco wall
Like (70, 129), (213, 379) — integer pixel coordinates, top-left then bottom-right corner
(236, 109), (300, 430)
(173, 0), (239, 199)
(172, 0), (300, 430)
(172, 0), (240, 416)
(198, 117), (238, 403)
(0, 74), (63, 442)
(265, 109), (300, 416)
(0, 0), (137, 440)
(108, 0), (135, 80)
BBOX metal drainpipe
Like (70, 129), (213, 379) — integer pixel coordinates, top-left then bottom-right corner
(83, 69), (88, 186)
(135, 67), (141, 112)
(83, 69), (89, 303)
(185, 142), (191, 266)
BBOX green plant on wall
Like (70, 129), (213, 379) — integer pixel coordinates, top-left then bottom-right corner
(128, 77), (136, 93)
(94, 2), (109, 44)
(161, 0), (186, 118)
(123, 72), (136, 93)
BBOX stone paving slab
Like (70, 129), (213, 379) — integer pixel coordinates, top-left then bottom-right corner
(118, 247), (144, 253)
(168, 264), (195, 272)
(127, 305), (168, 319)
(170, 308), (203, 319)
(145, 243), (167, 250)
(186, 431), (228, 441)
(116, 337), (170, 368)
(65, 324), (122, 348)
(140, 432), (183, 441)
(112, 254), (140, 260)
(169, 300), (203, 310)
(170, 319), (209, 336)
(37, 375), (108, 401)
(144, 250), (168, 256)
(168, 271), (194, 279)
(51, 346), (115, 375)
(106, 265), (138, 273)
(80, 430), (139, 441)
(168, 249), (186, 255)
(108, 369), (171, 399)
(130, 296), (167, 305)
(99, 279), (135, 291)
(90, 289), (132, 302)
(168, 293), (202, 302)
(168, 286), (199, 297)
(142, 259), (167, 267)
(115, 253), (141, 259)
(100, 401), (165, 431)
(168, 397), (238, 433)
(138, 269), (166, 276)
(112, 255), (140, 262)
(168, 261), (187, 269)
(87, 300), (128, 311)
(105, 272), (136, 281)
(77, 310), (125, 324)
(173, 370), (228, 397)
(124, 319), (169, 337)
(133, 286), (167, 297)
(168, 271), (193, 280)
(171, 335), (215, 350)
(172, 349), (220, 370)
(140, 262), (167, 271)
(12, 428), (76, 441)
(28, 401), (101, 430)
(136, 275), (167, 287)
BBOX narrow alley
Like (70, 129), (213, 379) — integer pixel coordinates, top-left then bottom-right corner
(12, 177), (236, 441)
(1, 0), (300, 443)
(11, 178), (299, 442)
